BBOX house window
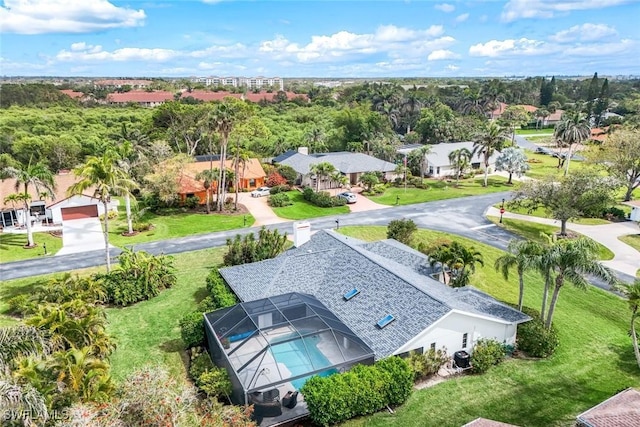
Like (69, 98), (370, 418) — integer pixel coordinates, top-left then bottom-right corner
(436, 167), (440, 175)
(186, 193), (195, 198)
(462, 333), (468, 349)
(471, 162), (481, 169)
(430, 342), (436, 351)
(249, 179), (256, 187)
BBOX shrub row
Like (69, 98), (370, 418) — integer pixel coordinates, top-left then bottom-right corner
(180, 271), (238, 349)
(406, 347), (449, 381)
(302, 187), (346, 207)
(100, 249), (177, 306)
(189, 349), (232, 400)
(301, 357), (413, 427)
(269, 184), (291, 195)
(268, 192), (292, 207)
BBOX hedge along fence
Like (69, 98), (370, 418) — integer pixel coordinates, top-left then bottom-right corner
(300, 357), (413, 427)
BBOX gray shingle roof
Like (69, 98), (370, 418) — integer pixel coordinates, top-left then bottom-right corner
(219, 230), (530, 359)
(276, 151), (397, 175)
(397, 142), (501, 168)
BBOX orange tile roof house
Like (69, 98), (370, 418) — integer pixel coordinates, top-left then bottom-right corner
(576, 388), (640, 427)
(177, 158), (266, 205)
(106, 91), (175, 107)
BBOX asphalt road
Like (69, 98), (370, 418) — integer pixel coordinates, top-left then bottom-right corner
(2, 191), (633, 288)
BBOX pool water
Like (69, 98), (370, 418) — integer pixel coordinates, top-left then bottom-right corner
(271, 335), (338, 390)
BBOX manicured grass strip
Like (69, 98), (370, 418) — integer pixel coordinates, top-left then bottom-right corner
(338, 226), (639, 427)
(106, 248), (225, 381)
(619, 234), (640, 254)
(497, 203), (611, 225)
(108, 211), (254, 247)
(271, 191), (349, 220)
(369, 177), (511, 206)
(515, 128), (554, 135)
(524, 152), (585, 180)
(0, 232), (63, 263)
(486, 216), (614, 260)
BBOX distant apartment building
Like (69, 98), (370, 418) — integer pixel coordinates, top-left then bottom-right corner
(192, 76), (284, 91)
(94, 79), (153, 89)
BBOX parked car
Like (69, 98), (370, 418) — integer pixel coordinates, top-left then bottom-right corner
(337, 192), (357, 204)
(251, 186), (271, 197)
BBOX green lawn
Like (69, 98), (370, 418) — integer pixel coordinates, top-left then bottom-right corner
(487, 216), (614, 260)
(369, 177), (511, 206)
(619, 234), (640, 254)
(106, 248), (224, 380)
(271, 191), (350, 220)
(515, 128), (554, 135)
(0, 248), (224, 381)
(498, 203), (611, 225)
(107, 210), (254, 247)
(338, 226), (639, 427)
(0, 232), (63, 263)
(524, 152), (585, 180)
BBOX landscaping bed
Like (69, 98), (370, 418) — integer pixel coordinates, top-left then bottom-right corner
(271, 190), (349, 220)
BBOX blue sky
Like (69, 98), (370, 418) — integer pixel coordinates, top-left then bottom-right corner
(1, 0), (638, 78)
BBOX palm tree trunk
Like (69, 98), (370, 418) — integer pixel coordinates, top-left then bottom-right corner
(564, 145), (573, 176)
(483, 158), (489, 187)
(125, 194), (133, 235)
(234, 143), (240, 211)
(103, 200), (111, 273)
(24, 201), (35, 247)
(540, 274), (550, 324)
(205, 185), (211, 214)
(518, 272), (524, 311)
(631, 311), (640, 368)
(218, 142), (227, 211)
(545, 283), (563, 329)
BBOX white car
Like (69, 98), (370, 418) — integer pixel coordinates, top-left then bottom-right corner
(251, 186), (271, 197)
(337, 192), (357, 204)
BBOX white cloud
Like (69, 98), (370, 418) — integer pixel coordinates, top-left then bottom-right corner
(563, 38), (634, 56)
(434, 3), (455, 13)
(57, 45), (179, 62)
(446, 64), (460, 71)
(427, 49), (460, 60)
(469, 38), (548, 57)
(549, 23), (617, 43)
(501, 0), (630, 22)
(455, 13), (470, 23)
(0, 0), (145, 34)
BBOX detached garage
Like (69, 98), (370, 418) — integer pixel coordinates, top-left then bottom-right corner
(47, 194), (118, 224)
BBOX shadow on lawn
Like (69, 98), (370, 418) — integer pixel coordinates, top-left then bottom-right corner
(0, 233), (29, 251)
(160, 338), (191, 376)
(607, 342), (640, 377)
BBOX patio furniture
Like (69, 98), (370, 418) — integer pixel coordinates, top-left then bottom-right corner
(262, 388), (280, 402)
(249, 391), (282, 424)
(282, 391), (299, 409)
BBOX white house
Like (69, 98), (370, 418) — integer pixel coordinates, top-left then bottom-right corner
(398, 142), (501, 178)
(47, 194), (119, 224)
(625, 200), (640, 222)
(219, 229), (530, 361)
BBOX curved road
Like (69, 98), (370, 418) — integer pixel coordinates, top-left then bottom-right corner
(1, 191), (634, 287)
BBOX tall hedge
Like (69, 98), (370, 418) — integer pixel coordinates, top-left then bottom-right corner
(301, 357), (413, 426)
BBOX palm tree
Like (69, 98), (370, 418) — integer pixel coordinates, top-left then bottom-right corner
(309, 162), (337, 192)
(448, 148), (472, 186)
(305, 126), (327, 154)
(409, 145), (432, 179)
(4, 161), (55, 247)
(50, 347), (113, 401)
(473, 122), (509, 187)
(544, 237), (617, 329)
(112, 141), (139, 235)
(554, 111), (590, 176)
(68, 154), (136, 272)
(494, 240), (543, 311)
(426, 241), (484, 287)
(230, 143), (251, 210)
(616, 280), (640, 368)
(195, 169), (218, 214)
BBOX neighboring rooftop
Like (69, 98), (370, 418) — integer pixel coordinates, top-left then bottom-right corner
(463, 418), (520, 427)
(220, 230), (530, 358)
(576, 388), (640, 427)
(398, 141), (499, 168)
(275, 151), (397, 175)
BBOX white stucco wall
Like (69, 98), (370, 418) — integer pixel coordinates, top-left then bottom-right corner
(394, 311), (518, 356)
(630, 206), (640, 222)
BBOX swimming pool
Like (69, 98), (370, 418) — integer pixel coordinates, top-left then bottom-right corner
(271, 335), (337, 390)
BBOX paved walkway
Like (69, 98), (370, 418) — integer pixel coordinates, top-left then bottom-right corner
(486, 207), (640, 277)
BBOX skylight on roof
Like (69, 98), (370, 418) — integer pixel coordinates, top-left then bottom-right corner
(343, 288), (360, 301)
(377, 314), (395, 329)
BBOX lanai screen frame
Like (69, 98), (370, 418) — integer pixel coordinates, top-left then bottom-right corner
(204, 292), (375, 405)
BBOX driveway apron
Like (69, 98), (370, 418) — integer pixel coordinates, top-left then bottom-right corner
(56, 218), (111, 256)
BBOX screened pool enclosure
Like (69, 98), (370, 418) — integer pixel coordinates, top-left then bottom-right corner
(204, 292), (374, 405)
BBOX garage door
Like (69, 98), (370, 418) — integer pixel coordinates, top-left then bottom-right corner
(61, 205), (98, 220)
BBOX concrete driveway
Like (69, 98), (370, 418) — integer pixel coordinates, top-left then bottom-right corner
(56, 218), (112, 256)
(237, 192), (287, 227)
